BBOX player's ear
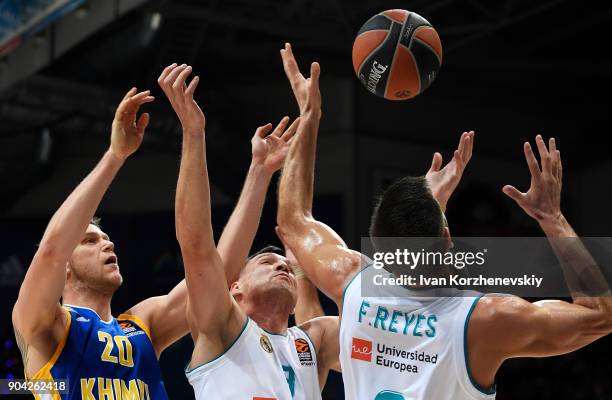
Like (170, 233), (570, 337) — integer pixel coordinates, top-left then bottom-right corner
(230, 281), (242, 299)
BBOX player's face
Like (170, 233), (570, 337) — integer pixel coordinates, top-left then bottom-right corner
(67, 224), (123, 292)
(242, 253), (297, 306)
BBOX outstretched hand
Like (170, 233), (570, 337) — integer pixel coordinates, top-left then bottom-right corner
(110, 88), (154, 159)
(251, 116), (300, 174)
(503, 135), (562, 225)
(157, 63), (204, 135)
(425, 131), (474, 212)
(280, 43), (321, 115)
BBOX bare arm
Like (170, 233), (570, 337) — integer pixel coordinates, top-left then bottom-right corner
(158, 64), (243, 366)
(123, 280), (188, 356)
(299, 316), (341, 390)
(276, 44), (361, 307)
(295, 274), (325, 325)
(282, 244), (325, 325)
(12, 88), (153, 369)
(218, 117), (299, 285)
(503, 135), (612, 319)
(469, 136), (612, 388)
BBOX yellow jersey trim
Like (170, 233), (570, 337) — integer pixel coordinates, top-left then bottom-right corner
(116, 313), (152, 341)
(31, 306), (72, 380)
(30, 306), (71, 400)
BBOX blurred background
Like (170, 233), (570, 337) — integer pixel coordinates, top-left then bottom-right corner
(1, 0), (611, 398)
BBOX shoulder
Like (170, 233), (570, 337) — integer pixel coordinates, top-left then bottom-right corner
(469, 295), (544, 350)
(472, 295), (540, 325)
(12, 302), (68, 343)
(298, 316), (339, 351)
(120, 297), (161, 333)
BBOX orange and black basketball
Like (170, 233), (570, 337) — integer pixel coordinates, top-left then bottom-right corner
(352, 9), (443, 100)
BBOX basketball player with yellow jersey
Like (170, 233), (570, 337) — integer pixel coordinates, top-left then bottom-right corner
(276, 43), (612, 400)
(158, 64), (340, 399)
(11, 73), (327, 399)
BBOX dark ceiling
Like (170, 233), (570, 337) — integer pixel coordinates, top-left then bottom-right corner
(1, 0), (611, 214)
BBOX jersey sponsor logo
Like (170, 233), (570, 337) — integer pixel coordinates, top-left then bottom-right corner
(260, 334), (273, 353)
(80, 377), (150, 399)
(351, 337), (372, 362)
(294, 338), (314, 366)
(76, 316), (90, 322)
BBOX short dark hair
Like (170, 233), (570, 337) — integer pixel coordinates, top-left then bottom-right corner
(247, 245), (284, 260)
(369, 176), (444, 240)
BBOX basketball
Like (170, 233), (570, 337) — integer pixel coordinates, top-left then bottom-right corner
(352, 9), (443, 100)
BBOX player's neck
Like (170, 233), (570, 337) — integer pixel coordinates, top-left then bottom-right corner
(63, 289), (113, 322)
(241, 298), (291, 335)
(250, 310), (289, 335)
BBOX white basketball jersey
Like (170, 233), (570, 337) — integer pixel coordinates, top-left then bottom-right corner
(186, 318), (321, 400)
(339, 266), (496, 400)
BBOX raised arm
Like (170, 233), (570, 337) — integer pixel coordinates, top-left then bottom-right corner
(280, 241), (325, 325)
(158, 64), (244, 366)
(217, 117), (299, 285)
(12, 88), (153, 372)
(276, 44), (361, 307)
(468, 135), (612, 389)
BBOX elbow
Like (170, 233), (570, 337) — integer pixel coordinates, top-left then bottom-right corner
(277, 210), (311, 234)
(595, 309), (612, 334)
(588, 299), (612, 334)
(176, 229), (216, 260)
(177, 234), (213, 258)
(175, 223), (207, 254)
(34, 241), (59, 264)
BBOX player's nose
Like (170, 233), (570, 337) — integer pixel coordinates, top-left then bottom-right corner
(273, 261), (290, 273)
(102, 239), (115, 252)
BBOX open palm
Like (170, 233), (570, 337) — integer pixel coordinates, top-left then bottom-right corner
(425, 131), (474, 211)
(252, 117), (300, 174)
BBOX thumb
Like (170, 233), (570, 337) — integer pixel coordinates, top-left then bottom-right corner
(255, 123), (273, 139)
(502, 185), (524, 203)
(430, 152), (443, 172)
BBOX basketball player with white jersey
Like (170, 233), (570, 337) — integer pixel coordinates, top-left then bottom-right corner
(276, 43), (612, 400)
(158, 64), (340, 399)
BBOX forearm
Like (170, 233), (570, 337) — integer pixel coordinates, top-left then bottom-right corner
(218, 162), (273, 284)
(295, 276), (325, 325)
(540, 215), (611, 307)
(278, 110), (321, 222)
(175, 131), (215, 252)
(41, 150), (124, 259)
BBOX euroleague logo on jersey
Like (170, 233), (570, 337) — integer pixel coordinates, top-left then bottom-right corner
(351, 337), (373, 362)
(294, 338), (314, 366)
(118, 320), (145, 337)
(119, 321), (135, 333)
